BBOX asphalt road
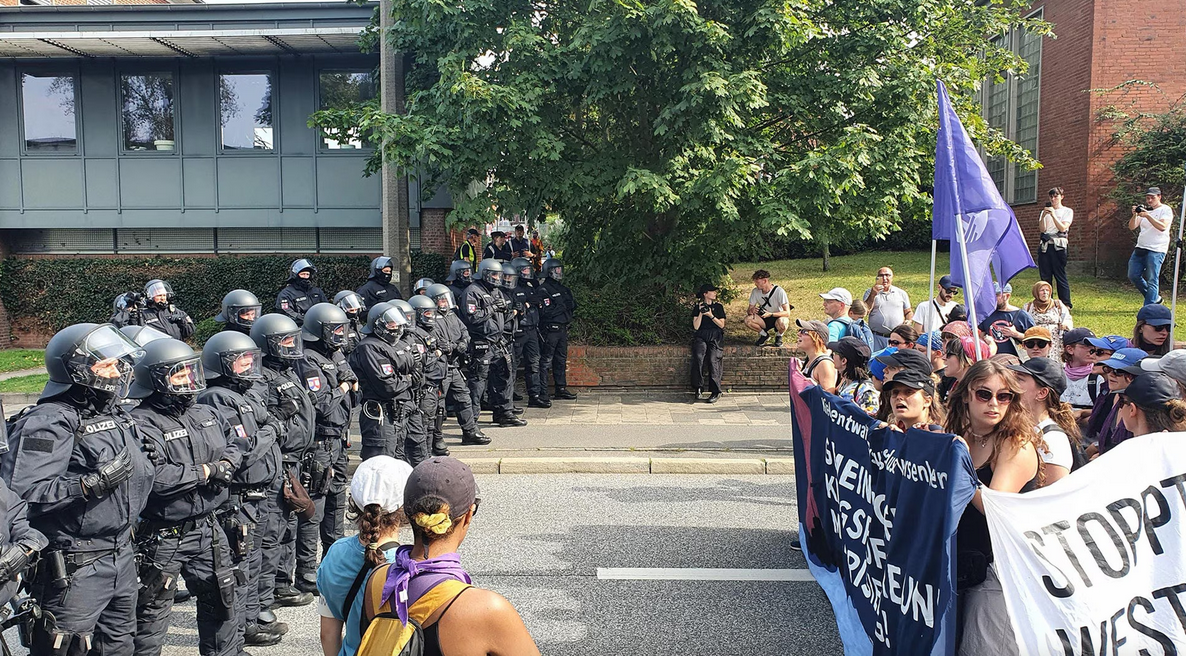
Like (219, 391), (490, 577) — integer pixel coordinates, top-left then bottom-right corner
(4, 474), (841, 655)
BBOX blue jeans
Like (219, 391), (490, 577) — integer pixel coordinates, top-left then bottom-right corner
(1128, 248), (1166, 305)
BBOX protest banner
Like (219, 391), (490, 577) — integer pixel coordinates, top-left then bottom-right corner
(982, 433), (1186, 655)
(790, 366), (977, 655)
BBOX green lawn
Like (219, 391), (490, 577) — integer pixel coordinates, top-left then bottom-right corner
(725, 251), (1161, 344)
(0, 349), (44, 374)
(0, 374), (48, 394)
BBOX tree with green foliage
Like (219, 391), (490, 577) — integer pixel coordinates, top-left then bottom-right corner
(1103, 85), (1186, 211)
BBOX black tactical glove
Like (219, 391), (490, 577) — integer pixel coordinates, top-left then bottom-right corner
(493, 295), (509, 311)
(275, 397), (300, 419)
(140, 435), (161, 465)
(207, 461), (235, 488)
(81, 446), (134, 498)
(0, 544), (30, 583)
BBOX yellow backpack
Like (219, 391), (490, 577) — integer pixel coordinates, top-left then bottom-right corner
(356, 563), (472, 656)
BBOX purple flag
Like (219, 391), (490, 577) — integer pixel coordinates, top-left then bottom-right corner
(932, 80), (1035, 322)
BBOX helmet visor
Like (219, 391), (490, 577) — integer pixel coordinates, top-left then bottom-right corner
(503, 273), (518, 288)
(145, 281), (172, 299)
(232, 305), (261, 327)
(267, 331), (304, 359)
(155, 357), (206, 394)
(418, 308), (436, 324)
(222, 349), (263, 380)
(324, 321), (348, 347)
(84, 325), (146, 364)
(434, 292), (457, 311)
(459, 268), (473, 282)
(549, 266), (563, 280)
(65, 325), (143, 397)
(518, 265), (534, 279)
(337, 294), (365, 313)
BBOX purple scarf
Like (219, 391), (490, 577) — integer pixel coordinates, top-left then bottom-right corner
(1064, 362), (1093, 382)
(382, 545), (473, 625)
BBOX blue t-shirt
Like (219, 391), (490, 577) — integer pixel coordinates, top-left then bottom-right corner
(318, 536), (400, 656)
(827, 317), (849, 343)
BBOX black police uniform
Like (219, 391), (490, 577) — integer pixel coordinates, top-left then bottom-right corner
(3, 399), (154, 655)
(294, 345), (356, 590)
(356, 276), (403, 310)
(348, 335), (416, 461)
(139, 303), (196, 342)
(511, 279), (544, 402)
(196, 380), (283, 641)
(435, 308), (480, 437)
(539, 276), (577, 400)
(461, 280), (515, 420)
(448, 280), (471, 310)
(406, 325), (446, 465)
(275, 284), (328, 327)
(691, 301), (727, 395)
(131, 397), (244, 656)
(483, 241), (514, 262)
(341, 316), (364, 355)
(0, 478), (48, 607)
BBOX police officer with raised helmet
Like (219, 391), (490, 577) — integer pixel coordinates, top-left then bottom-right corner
(2, 323), (154, 655)
(276, 259), (328, 326)
(134, 280), (196, 341)
(294, 303), (356, 594)
(196, 331), (287, 647)
(539, 258), (578, 402)
(509, 257), (549, 408)
(333, 290), (367, 355)
(446, 260), (474, 306)
(426, 284), (489, 445)
(348, 303), (417, 461)
(128, 338), (243, 656)
(413, 278), (435, 297)
(407, 295), (450, 459)
(462, 260), (526, 427)
(249, 314), (316, 610)
(215, 289), (263, 336)
(357, 256), (403, 309)
(0, 399), (48, 613)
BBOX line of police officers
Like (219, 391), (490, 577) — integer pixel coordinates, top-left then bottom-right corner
(0, 252), (574, 655)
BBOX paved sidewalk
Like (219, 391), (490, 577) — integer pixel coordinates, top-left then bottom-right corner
(0, 367), (46, 382)
(515, 391), (789, 426)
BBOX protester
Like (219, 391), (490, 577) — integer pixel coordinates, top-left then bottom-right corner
(1086, 348), (1147, 457)
(1140, 349), (1186, 396)
(1008, 357), (1080, 485)
(872, 347), (932, 383)
(888, 323), (918, 350)
(941, 320), (972, 340)
(883, 369), (945, 430)
(941, 335), (988, 403)
(863, 267), (913, 349)
(745, 270), (791, 347)
(1036, 187), (1073, 307)
(1060, 328), (1104, 421)
(1127, 186), (1174, 305)
(691, 284), (726, 403)
(796, 319), (836, 393)
(1118, 372), (1186, 435)
(948, 304), (969, 325)
(529, 230), (544, 271)
(978, 282), (1034, 358)
(820, 287), (854, 342)
(829, 337), (877, 415)
(915, 331), (946, 372)
(318, 456), (414, 656)
(848, 298), (868, 323)
(869, 346), (896, 391)
(911, 275), (960, 336)
(1020, 327), (1053, 360)
(1022, 281), (1072, 354)
(1131, 303), (1172, 356)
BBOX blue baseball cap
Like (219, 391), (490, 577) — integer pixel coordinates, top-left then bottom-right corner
(1099, 348), (1149, 375)
(1086, 335), (1129, 352)
(916, 331), (944, 349)
(1137, 304), (1172, 327)
(938, 275), (960, 291)
(869, 347), (897, 382)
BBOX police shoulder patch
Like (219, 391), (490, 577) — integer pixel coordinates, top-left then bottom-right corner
(306, 376), (322, 392)
(280, 299), (290, 310)
(380, 362), (394, 376)
(234, 424), (248, 439)
(467, 303), (477, 314)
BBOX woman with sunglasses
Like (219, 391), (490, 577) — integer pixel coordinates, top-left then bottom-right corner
(796, 320), (837, 393)
(1132, 304), (1173, 356)
(1118, 372), (1186, 436)
(887, 323), (919, 351)
(1085, 348), (1147, 457)
(1023, 281), (1073, 354)
(1008, 358), (1082, 485)
(940, 336), (988, 403)
(1059, 329), (1109, 424)
(1020, 327), (1053, 360)
(945, 360), (1044, 656)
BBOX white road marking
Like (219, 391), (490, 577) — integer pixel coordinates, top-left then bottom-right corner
(596, 568), (815, 582)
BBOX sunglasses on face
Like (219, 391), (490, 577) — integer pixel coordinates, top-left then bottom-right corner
(1023, 340), (1049, 349)
(973, 388), (1015, 404)
(1089, 348), (1112, 356)
(1150, 325), (1171, 333)
(888, 339), (907, 347)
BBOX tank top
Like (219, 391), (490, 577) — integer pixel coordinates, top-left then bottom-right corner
(421, 588), (470, 656)
(803, 354), (830, 378)
(957, 455), (1041, 562)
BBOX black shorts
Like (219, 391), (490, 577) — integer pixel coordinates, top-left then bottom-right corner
(762, 316), (779, 332)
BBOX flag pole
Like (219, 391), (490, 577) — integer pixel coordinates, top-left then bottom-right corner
(928, 239), (937, 359)
(953, 215), (982, 362)
(1171, 175), (1186, 344)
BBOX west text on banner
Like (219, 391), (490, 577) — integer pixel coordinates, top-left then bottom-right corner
(790, 364), (978, 655)
(982, 434), (1186, 655)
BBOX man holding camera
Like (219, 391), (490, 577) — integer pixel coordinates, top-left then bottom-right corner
(691, 284), (726, 403)
(1127, 187), (1174, 306)
(743, 270), (791, 347)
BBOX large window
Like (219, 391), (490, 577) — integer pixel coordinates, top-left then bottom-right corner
(21, 73), (77, 154)
(121, 73), (176, 152)
(980, 11), (1043, 205)
(219, 72), (274, 151)
(318, 70), (377, 150)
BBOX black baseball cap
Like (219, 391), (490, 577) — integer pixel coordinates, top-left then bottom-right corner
(697, 283), (719, 296)
(403, 456), (480, 519)
(1137, 304), (1172, 327)
(939, 275), (959, 291)
(883, 369), (936, 395)
(873, 348), (933, 375)
(827, 336), (872, 363)
(1062, 327), (1096, 346)
(1007, 357), (1067, 396)
(1124, 372), (1179, 407)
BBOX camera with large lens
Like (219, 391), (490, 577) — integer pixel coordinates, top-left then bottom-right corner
(1135, 204), (1149, 213)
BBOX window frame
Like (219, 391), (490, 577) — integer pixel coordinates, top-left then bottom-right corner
(216, 68), (278, 155)
(315, 67), (378, 153)
(980, 7), (1043, 205)
(117, 68), (180, 156)
(17, 67), (82, 157)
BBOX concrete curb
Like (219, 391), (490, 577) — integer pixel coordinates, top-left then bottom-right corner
(456, 456), (795, 474)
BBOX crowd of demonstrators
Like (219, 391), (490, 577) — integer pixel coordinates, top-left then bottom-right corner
(1128, 187), (1174, 306)
(1036, 187), (1074, 307)
(863, 267), (913, 349)
(744, 270), (792, 347)
(1022, 281), (1072, 353)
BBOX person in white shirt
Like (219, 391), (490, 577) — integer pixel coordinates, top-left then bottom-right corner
(1037, 187), (1074, 308)
(863, 267), (912, 349)
(911, 275), (959, 336)
(1009, 357), (1080, 485)
(1127, 186), (1175, 305)
(744, 269), (791, 347)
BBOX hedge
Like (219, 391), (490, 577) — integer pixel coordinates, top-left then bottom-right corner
(1, 252), (450, 337)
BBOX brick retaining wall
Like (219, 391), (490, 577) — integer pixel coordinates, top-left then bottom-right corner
(564, 345), (794, 391)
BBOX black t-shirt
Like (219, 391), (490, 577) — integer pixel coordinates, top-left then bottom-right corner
(978, 308), (1034, 357)
(694, 302), (726, 345)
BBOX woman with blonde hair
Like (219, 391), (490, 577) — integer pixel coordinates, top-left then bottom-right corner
(1023, 281), (1073, 354)
(796, 319), (837, 393)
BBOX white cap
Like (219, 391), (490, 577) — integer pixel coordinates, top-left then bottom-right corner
(819, 287), (853, 306)
(349, 456), (414, 513)
(1142, 349), (1186, 386)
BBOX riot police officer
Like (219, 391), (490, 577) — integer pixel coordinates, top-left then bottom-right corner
(134, 279), (196, 341)
(0, 399), (48, 611)
(356, 256), (403, 309)
(446, 260), (474, 306)
(2, 323), (154, 655)
(120, 324), (170, 347)
(333, 290), (367, 354)
(249, 314), (316, 610)
(294, 303), (357, 594)
(109, 292), (145, 329)
(509, 257), (548, 408)
(426, 284), (489, 445)
(128, 338), (243, 656)
(276, 259), (328, 325)
(196, 331), (286, 647)
(348, 303), (417, 461)
(413, 278), (435, 297)
(391, 299), (430, 460)
(462, 260), (526, 427)
(215, 289), (263, 335)
(539, 258), (578, 401)
(407, 296), (450, 460)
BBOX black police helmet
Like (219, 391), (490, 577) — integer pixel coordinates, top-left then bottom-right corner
(414, 278), (435, 295)
(249, 313), (304, 360)
(408, 295), (437, 329)
(215, 289), (263, 328)
(426, 284), (457, 312)
(42, 323), (145, 401)
(477, 259), (503, 286)
(370, 256), (393, 279)
(289, 258), (316, 281)
(202, 330), (264, 382)
(510, 257), (534, 281)
(120, 325), (170, 347)
(302, 302), (350, 348)
(334, 290), (367, 317)
(363, 302), (409, 344)
(390, 299), (415, 326)
(542, 258), (563, 281)
(447, 260), (473, 283)
(129, 338), (205, 399)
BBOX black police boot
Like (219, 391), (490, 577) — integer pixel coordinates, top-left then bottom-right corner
(295, 576), (319, 596)
(511, 406), (525, 415)
(513, 392), (524, 401)
(273, 585), (314, 607)
(432, 434), (451, 456)
(707, 392), (721, 404)
(462, 429), (491, 445)
(174, 588), (192, 603)
(257, 610), (289, 634)
(245, 624), (284, 646)
(494, 414), (527, 427)
(553, 388), (578, 400)
(528, 396), (551, 408)
(694, 388), (703, 400)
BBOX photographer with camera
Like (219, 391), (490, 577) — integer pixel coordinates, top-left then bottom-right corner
(110, 291), (148, 328)
(1037, 187), (1073, 308)
(691, 284), (726, 403)
(1127, 186), (1175, 306)
(139, 279), (196, 341)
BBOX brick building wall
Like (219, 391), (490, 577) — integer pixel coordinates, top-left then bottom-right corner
(564, 345), (794, 391)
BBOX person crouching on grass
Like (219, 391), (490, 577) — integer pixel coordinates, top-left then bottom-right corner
(744, 270), (790, 347)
